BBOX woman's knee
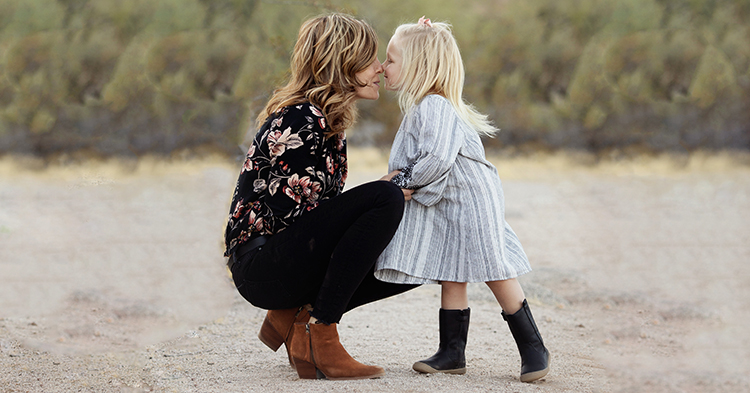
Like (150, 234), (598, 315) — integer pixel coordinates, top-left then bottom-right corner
(376, 180), (405, 206)
(354, 180), (404, 209)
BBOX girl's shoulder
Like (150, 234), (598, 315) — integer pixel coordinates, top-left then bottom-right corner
(412, 94), (457, 119)
(417, 94), (450, 107)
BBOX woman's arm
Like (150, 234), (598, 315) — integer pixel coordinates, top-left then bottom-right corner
(380, 170), (414, 201)
(239, 107), (332, 236)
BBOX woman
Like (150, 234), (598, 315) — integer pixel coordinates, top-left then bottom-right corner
(224, 13), (416, 380)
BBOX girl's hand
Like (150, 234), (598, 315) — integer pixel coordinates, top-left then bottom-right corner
(380, 170), (413, 201)
(402, 188), (414, 201)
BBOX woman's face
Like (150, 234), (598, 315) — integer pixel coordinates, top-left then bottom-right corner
(383, 36), (403, 91)
(354, 58), (384, 100)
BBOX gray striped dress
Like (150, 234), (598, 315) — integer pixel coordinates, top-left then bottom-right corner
(374, 95), (531, 284)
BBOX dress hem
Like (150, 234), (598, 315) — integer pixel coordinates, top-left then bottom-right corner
(373, 267), (532, 285)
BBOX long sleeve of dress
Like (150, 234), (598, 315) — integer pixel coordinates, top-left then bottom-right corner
(392, 95), (464, 206)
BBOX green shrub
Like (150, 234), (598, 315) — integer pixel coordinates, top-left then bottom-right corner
(689, 45), (740, 108)
(0, 0), (749, 157)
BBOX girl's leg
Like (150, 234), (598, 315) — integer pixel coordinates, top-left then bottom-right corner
(487, 278), (549, 382)
(486, 278), (525, 314)
(413, 281), (470, 374)
(441, 281), (468, 310)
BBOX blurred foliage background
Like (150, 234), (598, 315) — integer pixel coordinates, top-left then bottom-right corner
(0, 0), (749, 158)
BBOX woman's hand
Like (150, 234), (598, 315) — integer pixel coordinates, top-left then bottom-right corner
(380, 170), (413, 201)
(380, 170), (401, 181)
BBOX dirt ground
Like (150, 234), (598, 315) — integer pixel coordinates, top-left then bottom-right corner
(1, 148), (749, 393)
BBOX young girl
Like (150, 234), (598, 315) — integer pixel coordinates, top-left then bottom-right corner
(375, 17), (550, 383)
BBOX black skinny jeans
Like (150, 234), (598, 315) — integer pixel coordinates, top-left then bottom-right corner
(230, 181), (418, 324)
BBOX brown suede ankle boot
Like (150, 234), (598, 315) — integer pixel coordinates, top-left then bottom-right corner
(289, 322), (385, 380)
(258, 306), (310, 367)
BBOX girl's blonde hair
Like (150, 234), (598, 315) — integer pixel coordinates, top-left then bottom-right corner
(258, 13), (378, 137)
(392, 21), (497, 137)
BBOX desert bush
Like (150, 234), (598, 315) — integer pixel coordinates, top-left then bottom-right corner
(0, 0), (748, 158)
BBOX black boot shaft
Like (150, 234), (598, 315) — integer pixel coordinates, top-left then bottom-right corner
(438, 308), (470, 361)
(502, 299), (550, 382)
(413, 308), (470, 374)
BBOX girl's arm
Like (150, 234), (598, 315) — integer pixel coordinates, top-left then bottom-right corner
(393, 96), (463, 206)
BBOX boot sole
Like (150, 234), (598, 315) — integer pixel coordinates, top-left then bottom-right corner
(520, 354), (551, 383)
(293, 358), (384, 380)
(413, 362), (467, 375)
(325, 369), (385, 380)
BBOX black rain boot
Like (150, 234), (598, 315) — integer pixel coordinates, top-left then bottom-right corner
(502, 299), (550, 382)
(412, 308), (470, 374)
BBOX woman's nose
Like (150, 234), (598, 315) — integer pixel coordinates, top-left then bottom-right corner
(375, 59), (384, 73)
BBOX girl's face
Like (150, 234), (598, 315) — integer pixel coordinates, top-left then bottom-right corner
(354, 58), (384, 100)
(383, 36), (403, 91)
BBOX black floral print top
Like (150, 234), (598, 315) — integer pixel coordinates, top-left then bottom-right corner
(224, 103), (347, 256)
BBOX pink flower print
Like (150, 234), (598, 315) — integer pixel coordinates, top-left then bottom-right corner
(232, 199), (245, 219)
(268, 131), (283, 154)
(318, 117), (326, 129)
(335, 134), (345, 151)
(253, 178), (267, 193)
(340, 158), (348, 185)
(244, 209), (264, 233)
(310, 106), (323, 118)
(241, 145), (256, 172)
(268, 127), (304, 158)
(252, 213), (264, 232)
(326, 155), (334, 174)
(283, 173), (322, 204)
(271, 116), (283, 129)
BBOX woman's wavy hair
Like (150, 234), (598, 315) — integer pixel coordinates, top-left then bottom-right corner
(391, 21), (497, 137)
(257, 13), (378, 137)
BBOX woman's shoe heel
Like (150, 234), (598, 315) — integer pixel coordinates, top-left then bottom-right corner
(258, 317), (284, 351)
(292, 358), (318, 379)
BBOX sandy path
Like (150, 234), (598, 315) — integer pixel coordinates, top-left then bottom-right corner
(1, 150), (748, 392)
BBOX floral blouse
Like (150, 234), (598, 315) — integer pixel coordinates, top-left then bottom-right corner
(224, 103), (347, 256)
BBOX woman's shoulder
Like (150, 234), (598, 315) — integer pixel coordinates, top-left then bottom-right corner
(282, 102), (324, 116)
(274, 102), (328, 131)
